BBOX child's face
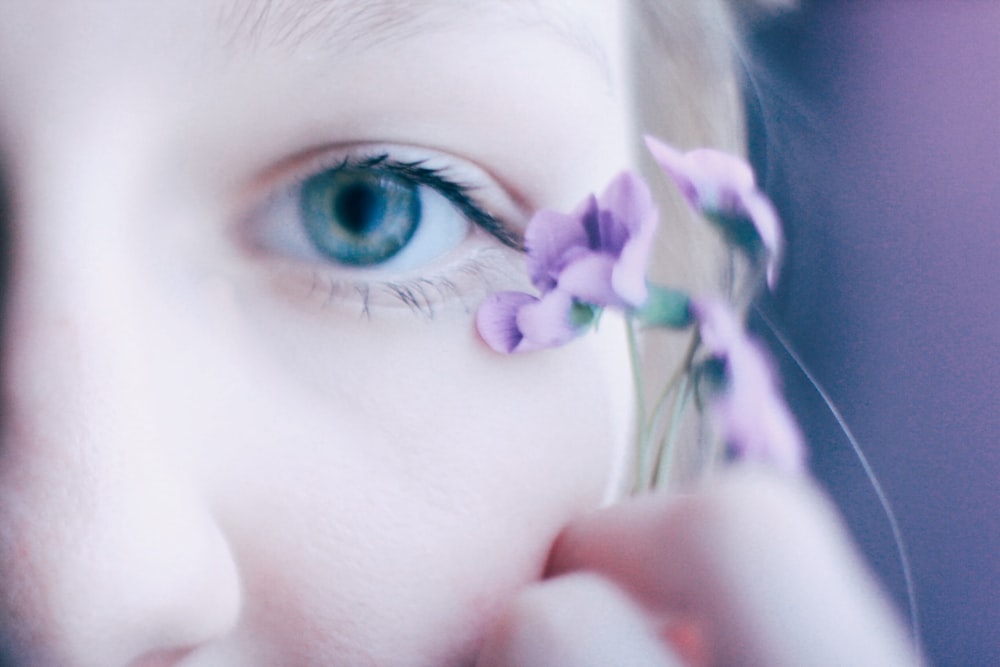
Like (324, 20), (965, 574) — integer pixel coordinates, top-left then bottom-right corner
(0, 1), (636, 665)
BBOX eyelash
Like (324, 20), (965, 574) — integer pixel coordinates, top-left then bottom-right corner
(263, 151), (524, 317)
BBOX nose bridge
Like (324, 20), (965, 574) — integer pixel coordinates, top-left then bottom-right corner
(2, 114), (160, 466)
(0, 120), (242, 664)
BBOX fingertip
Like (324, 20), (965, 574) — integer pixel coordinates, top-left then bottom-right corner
(545, 491), (671, 581)
(476, 573), (682, 667)
(543, 468), (917, 667)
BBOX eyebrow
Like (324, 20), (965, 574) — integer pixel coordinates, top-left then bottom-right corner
(218, 0), (611, 81)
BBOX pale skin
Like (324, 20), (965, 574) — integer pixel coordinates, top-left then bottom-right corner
(0, 1), (914, 666)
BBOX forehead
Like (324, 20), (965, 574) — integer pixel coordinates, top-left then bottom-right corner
(0, 0), (630, 226)
(218, 0), (605, 55)
(0, 0), (619, 139)
(0, 0), (612, 72)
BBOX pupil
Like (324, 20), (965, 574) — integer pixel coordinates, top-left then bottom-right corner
(335, 183), (380, 235)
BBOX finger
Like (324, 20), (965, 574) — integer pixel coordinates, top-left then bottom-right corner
(547, 468), (918, 667)
(476, 572), (685, 667)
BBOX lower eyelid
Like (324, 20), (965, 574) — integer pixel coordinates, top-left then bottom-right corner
(260, 243), (525, 318)
(359, 246), (527, 316)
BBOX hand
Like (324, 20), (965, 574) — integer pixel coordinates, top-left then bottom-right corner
(476, 468), (918, 667)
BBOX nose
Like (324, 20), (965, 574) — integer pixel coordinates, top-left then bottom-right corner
(0, 128), (242, 666)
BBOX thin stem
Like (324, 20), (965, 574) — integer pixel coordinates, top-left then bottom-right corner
(643, 381), (675, 491)
(625, 316), (648, 492)
(650, 372), (692, 488)
(645, 330), (701, 437)
(631, 327), (701, 493)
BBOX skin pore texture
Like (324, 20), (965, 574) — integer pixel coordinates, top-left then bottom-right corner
(0, 1), (638, 665)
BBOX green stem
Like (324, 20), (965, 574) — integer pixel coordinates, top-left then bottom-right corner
(650, 331), (699, 418)
(644, 331), (700, 442)
(650, 374), (692, 488)
(625, 316), (648, 493)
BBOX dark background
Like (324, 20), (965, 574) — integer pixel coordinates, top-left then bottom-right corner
(747, 2), (999, 665)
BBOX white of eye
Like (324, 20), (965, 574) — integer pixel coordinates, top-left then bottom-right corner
(246, 182), (471, 274)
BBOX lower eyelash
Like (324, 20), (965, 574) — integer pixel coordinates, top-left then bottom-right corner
(310, 275), (460, 320)
(309, 248), (519, 320)
(382, 278), (461, 319)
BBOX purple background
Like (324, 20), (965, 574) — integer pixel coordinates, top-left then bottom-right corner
(749, 2), (999, 665)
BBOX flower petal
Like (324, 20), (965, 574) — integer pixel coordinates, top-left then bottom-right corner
(742, 190), (784, 289)
(586, 204), (625, 256)
(646, 136), (756, 209)
(716, 340), (804, 471)
(645, 135), (785, 290)
(555, 254), (622, 308)
(599, 170), (657, 238)
(643, 136), (699, 207)
(716, 343), (806, 473)
(681, 149), (757, 208)
(524, 202), (593, 292)
(693, 298), (744, 355)
(646, 135), (760, 208)
(591, 208), (628, 255)
(578, 195), (605, 251)
(475, 291), (539, 354)
(612, 211), (657, 308)
(693, 298), (805, 472)
(515, 289), (588, 351)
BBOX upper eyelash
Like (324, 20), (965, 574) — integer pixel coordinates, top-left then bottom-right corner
(329, 153), (524, 252)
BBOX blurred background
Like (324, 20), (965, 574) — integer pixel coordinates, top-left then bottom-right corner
(746, 1), (999, 665)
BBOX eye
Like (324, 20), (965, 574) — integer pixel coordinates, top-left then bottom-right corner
(246, 153), (520, 275)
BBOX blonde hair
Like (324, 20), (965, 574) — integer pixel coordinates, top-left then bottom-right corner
(626, 0), (791, 485)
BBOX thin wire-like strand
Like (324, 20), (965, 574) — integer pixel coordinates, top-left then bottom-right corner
(737, 33), (921, 658)
(755, 306), (922, 661)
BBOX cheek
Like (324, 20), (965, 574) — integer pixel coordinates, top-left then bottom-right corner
(205, 290), (634, 663)
(0, 256), (632, 666)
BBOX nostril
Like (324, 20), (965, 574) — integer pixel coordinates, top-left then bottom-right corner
(127, 647), (195, 667)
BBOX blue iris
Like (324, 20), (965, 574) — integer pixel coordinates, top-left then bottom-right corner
(299, 167), (421, 266)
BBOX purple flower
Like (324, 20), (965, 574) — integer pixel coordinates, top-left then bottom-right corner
(476, 171), (658, 353)
(644, 136), (784, 290)
(693, 298), (805, 472)
(476, 290), (597, 353)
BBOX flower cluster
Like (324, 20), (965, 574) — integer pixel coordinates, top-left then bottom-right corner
(476, 137), (804, 485)
(476, 172), (659, 353)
